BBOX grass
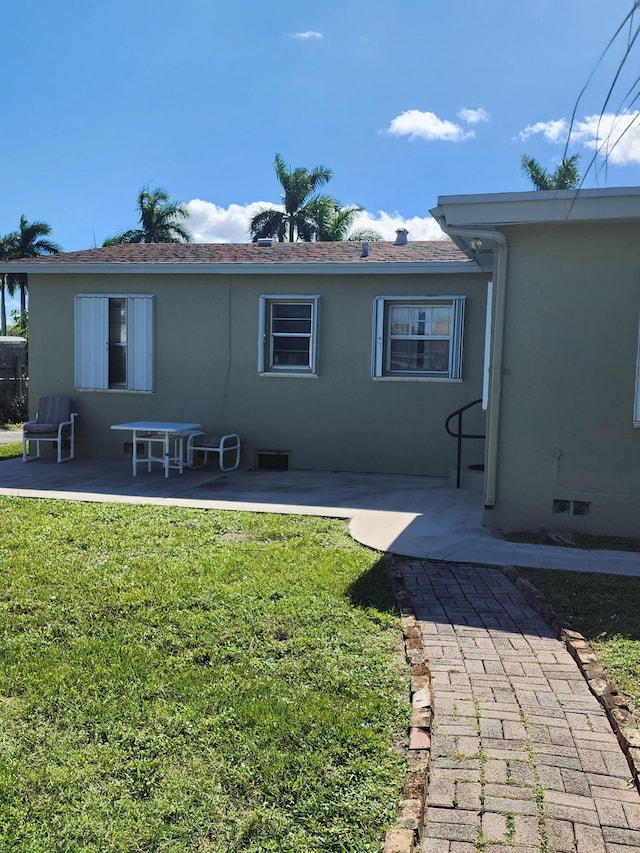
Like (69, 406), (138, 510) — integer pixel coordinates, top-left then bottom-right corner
(519, 568), (640, 716)
(502, 529), (640, 552)
(0, 442), (22, 460)
(0, 497), (408, 852)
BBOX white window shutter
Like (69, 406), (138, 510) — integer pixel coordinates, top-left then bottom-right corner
(257, 296), (267, 373)
(75, 295), (108, 389)
(450, 298), (465, 380)
(128, 296), (154, 392)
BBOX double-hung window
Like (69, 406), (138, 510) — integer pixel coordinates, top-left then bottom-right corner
(258, 295), (319, 375)
(75, 294), (153, 391)
(373, 296), (465, 379)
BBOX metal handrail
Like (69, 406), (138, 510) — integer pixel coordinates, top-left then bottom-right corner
(445, 398), (485, 489)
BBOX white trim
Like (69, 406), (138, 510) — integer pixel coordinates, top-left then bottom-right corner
(258, 372), (319, 379)
(372, 376), (463, 383)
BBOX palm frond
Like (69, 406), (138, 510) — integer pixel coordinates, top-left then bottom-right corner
(271, 154), (334, 229)
(249, 207), (286, 241)
(103, 229), (144, 246)
(551, 154), (581, 189)
(346, 228), (384, 243)
(108, 186), (191, 244)
(521, 155), (553, 190)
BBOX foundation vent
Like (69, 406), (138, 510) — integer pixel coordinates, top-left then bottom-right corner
(124, 441), (148, 455)
(552, 499), (591, 517)
(255, 450), (290, 471)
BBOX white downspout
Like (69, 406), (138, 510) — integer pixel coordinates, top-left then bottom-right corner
(432, 216), (508, 508)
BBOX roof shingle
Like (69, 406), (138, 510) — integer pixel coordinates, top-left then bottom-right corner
(4, 240), (470, 266)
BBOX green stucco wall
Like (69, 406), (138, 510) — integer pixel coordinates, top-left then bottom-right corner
(485, 220), (640, 537)
(28, 270), (488, 477)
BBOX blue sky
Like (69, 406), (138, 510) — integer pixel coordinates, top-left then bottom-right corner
(2, 0), (639, 298)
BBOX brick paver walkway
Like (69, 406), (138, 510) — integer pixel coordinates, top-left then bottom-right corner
(398, 560), (640, 853)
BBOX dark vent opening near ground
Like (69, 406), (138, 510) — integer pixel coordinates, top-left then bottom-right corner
(255, 451), (290, 471)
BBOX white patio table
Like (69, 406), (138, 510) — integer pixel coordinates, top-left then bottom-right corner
(110, 421), (202, 478)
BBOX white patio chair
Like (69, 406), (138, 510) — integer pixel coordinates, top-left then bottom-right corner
(185, 431), (240, 472)
(23, 396), (77, 463)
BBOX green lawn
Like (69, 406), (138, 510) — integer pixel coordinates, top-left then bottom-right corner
(0, 441), (22, 460)
(519, 568), (640, 716)
(0, 498), (408, 853)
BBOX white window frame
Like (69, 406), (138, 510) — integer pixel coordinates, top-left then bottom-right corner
(75, 294), (154, 392)
(372, 295), (465, 381)
(258, 295), (319, 377)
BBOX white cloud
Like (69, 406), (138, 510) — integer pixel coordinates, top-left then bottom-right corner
(351, 210), (445, 241)
(186, 199), (276, 243)
(387, 109), (474, 142)
(517, 118), (569, 143)
(570, 112), (640, 165)
(289, 30), (323, 39)
(458, 107), (490, 125)
(185, 200), (444, 243)
(516, 111), (640, 165)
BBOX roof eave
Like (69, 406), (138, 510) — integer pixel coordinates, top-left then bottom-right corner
(0, 260), (483, 276)
(430, 185), (640, 229)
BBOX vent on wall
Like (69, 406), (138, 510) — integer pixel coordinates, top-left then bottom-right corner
(255, 450), (290, 471)
(552, 499), (591, 517)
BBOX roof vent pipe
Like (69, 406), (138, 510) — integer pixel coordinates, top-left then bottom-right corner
(394, 228), (409, 246)
(361, 242), (369, 258)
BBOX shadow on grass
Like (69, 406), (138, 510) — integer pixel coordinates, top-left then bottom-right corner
(521, 568), (640, 641)
(346, 555), (399, 614)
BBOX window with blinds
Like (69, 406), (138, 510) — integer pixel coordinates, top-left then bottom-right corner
(373, 296), (465, 380)
(258, 295), (319, 376)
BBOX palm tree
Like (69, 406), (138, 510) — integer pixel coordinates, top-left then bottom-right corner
(0, 237), (11, 336)
(104, 186), (192, 245)
(521, 154), (581, 190)
(307, 198), (383, 242)
(0, 217), (61, 332)
(249, 153), (334, 242)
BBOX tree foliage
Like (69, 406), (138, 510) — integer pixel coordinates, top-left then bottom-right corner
(0, 216), (61, 334)
(307, 199), (383, 242)
(250, 154), (334, 242)
(249, 154), (382, 242)
(520, 154), (581, 190)
(104, 186), (191, 245)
